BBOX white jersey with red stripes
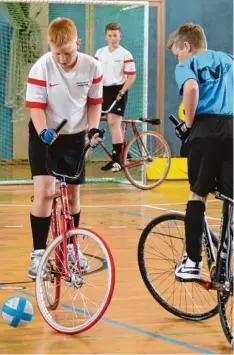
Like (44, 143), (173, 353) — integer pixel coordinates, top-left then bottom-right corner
(25, 52), (103, 134)
(94, 45), (136, 86)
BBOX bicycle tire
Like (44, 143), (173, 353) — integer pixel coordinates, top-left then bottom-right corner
(217, 251), (233, 345)
(123, 130), (171, 190)
(36, 228), (115, 334)
(138, 213), (219, 320)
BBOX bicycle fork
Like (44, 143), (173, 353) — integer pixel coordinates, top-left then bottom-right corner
(195, 216), (218, 290)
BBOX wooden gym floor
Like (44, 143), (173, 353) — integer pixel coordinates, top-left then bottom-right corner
(0, 181), (232, 354)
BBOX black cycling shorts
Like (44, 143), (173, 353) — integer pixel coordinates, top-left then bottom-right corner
(28, 120), (86, 185)
(188, 137), (233, 198)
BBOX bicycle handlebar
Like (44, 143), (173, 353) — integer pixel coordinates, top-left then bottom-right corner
(55, 118), (68, 133)
(46, 120), (105, 181)
(168, 114), (182, 127)
(101, 100), (117, 114)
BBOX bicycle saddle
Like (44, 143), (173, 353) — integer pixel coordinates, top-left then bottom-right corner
(139, 117), (161, 125)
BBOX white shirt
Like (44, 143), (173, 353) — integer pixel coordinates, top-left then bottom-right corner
(94, 46), (136, 86)
(25, 52), (103, 134)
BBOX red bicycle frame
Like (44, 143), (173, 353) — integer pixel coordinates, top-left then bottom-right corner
(100, 117), (152, 168)
(50, 182), (80, 280)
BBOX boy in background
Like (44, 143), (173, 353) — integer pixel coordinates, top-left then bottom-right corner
(95, 22), (136, 172)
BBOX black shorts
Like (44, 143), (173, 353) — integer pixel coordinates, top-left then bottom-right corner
(28, 120), (86, 185)
(102, 85), (128, 116)
(188, 137), (233, 198)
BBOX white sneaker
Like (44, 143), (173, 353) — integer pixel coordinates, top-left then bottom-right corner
(175, 255), (202, 281)
(28, 249), (45, 280)
(112, 161), (122, 172)
(67, 244), (90, 272)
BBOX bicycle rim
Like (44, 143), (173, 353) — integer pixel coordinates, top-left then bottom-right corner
(217, 252), (233, 345)
(123, 131), (171, 190)
(138, 213), (218, 320)
(36, 228), (115, 334)
(218, 291), (233, 345)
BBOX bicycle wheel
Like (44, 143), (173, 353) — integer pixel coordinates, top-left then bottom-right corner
(217, 245), (233, 344)
(123, 130), (171, 190)
(138, 213), (219, 320)
(36, 228), (115, 334)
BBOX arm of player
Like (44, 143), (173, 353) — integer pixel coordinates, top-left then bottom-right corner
(87, 103), (102, 129)
(25, 62), (57, 144)
(87, 61), (103, 146)
(116, 51), (136, 100)
(87, 104), (102, 147)
(183, 79), (199, 128)
(30, 108), (47, 134)
(25, 61), (48, 134)
(119, 73), (136, 94)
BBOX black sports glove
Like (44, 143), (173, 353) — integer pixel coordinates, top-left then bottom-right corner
(175, 122), (190, 142)
(88, 128), (104, 140)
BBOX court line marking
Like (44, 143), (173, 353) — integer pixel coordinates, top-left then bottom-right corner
(4, 225), (23, 228)
(143, 205), (221, 221)
(0, 203), (221, 222)
(6, 287), (215, 355)
(0, 201), (222, 209)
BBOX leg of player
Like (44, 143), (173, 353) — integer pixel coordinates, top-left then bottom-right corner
(101, 113), (123, 172)
(175, 191), (208, 281)
(28, 175), (56, 279)
(66, 184), (89, 271)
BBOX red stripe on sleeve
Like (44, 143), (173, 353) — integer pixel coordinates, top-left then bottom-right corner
(94, 57), (99, 60)
(28, 77), (47, 87)
(88, 97), (104, 104)
(92, 75), (103, 84)
(124, 59), (134, 63)
(25, 101), (47, 109)
(124, 71), (136, 75)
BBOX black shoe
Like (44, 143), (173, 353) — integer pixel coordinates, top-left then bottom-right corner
(101, 161), (114, 171)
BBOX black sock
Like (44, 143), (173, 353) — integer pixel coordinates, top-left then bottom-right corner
(30, 214), (51, 251)
(72, 212), (81, 228)
(68, 212), (81, 244)
(185, 200), (206, 262)
(112, 143), (123, 162)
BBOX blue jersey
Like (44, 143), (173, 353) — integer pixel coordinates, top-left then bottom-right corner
(175, 49), (234, 116)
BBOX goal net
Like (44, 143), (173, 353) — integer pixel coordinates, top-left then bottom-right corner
(0, 0), (149, 184)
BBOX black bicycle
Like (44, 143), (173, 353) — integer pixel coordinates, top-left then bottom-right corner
(138, 115), (233, 345)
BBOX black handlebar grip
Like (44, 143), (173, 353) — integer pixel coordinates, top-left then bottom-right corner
(99, 128), (106, 138)
(168, 115), (181, 126)
(55, 119), (68, 133)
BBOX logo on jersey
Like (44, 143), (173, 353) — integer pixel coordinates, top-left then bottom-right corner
(49, 83), (60, 87)
(196, 64), (231, 85)
(76, 81), (89, 87)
